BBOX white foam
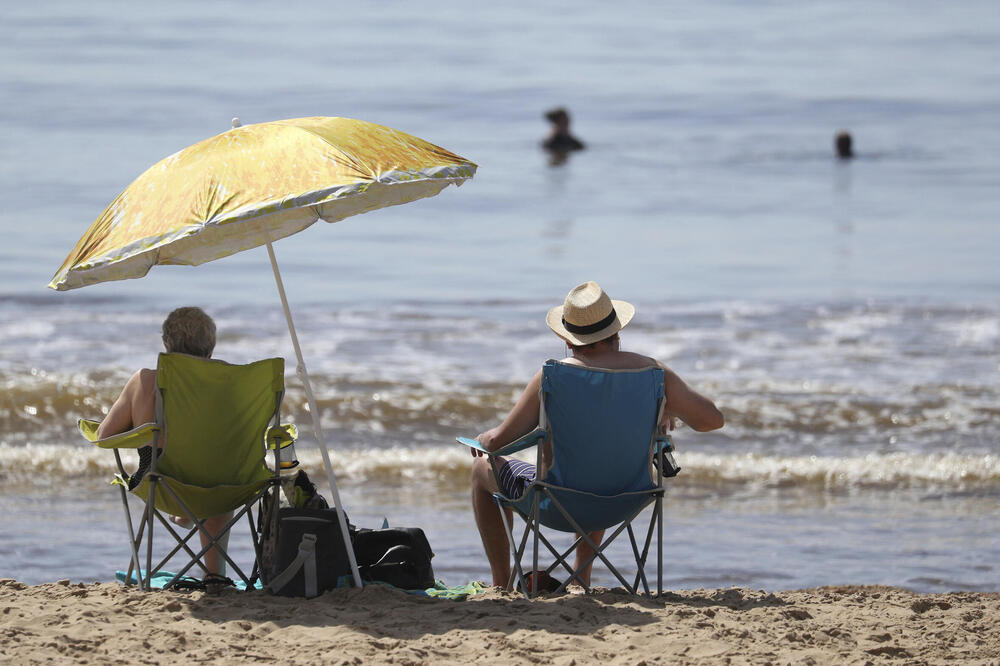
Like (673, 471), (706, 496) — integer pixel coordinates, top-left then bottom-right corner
(939, 316), (1000, 346)
(4, 443), (996, 493)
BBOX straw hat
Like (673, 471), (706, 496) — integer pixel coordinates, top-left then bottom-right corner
(546, 281), (635, 346)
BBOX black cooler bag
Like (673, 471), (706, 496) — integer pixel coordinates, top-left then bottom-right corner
(353, 527), (435, 590)
(264, 507), (353, 598)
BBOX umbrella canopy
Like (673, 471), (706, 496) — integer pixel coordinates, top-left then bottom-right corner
(50, 116), (476, 589)
(49, 116), (476, 290)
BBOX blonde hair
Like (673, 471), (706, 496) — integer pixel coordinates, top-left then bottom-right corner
(161, 307), (216, 358)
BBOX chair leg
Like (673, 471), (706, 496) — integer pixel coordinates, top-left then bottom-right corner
(512, 515), (532, 585)
(208, 507), (256, 585)
(494, 496), (529, 597)
(247, 509), (262, 586)
(127, 510), (149, 587)
(626, 524), (650, 596)
(507, 502), (578, 597)
(656, 494), (663, 597)
(117, 484), (143, 588)
(531, 492), (540, 597)
(145, 477), (158, 591)
(507, 513), (535, 592)
(633, 508), (659, 593)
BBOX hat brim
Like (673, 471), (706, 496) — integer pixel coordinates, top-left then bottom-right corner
(546, 300), (635, 346)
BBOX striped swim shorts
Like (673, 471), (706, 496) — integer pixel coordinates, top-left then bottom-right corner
(496, 459), (536, 499)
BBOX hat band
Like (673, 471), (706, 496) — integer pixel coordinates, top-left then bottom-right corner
(562, 308), (617, 335)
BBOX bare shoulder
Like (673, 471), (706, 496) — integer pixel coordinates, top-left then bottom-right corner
(623, 351), (658, 368)
(656, 361), (684, 384)
(135, 368), (156, 386)
(126, 368), (157, 397)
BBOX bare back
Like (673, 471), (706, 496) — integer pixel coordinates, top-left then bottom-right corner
(563, 348), (723, 434)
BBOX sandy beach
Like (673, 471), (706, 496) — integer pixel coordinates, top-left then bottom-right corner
(1, 579), (997, 664)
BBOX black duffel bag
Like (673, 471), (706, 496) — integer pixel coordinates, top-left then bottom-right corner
(263, 507), (353, 598)
(353, 527), (435, 590)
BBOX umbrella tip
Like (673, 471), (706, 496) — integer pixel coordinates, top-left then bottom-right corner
(231, 117), (242, 128)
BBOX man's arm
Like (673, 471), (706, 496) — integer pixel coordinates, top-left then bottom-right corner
(661, 364), (724, 432)
(473, 369), (543, 455)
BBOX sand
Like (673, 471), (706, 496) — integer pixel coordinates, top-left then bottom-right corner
(1, 579), (997, 664)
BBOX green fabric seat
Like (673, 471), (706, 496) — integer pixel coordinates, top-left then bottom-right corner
(80, 353), (294, 591)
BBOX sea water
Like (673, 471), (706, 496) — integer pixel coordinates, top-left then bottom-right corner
(0, 1), (998, 591)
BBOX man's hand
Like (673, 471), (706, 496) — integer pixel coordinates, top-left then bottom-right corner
(471, 430), (493, 458)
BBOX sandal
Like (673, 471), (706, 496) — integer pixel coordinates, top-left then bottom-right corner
(169, 576), (206, 591)
(203, 573), (236, 594)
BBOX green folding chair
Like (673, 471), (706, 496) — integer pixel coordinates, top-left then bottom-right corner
(79, 353), (296, 591)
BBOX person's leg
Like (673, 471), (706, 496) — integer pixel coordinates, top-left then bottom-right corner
(200, 512), (234, 577)
(170, 515), (194, 529)
(572, 529), (605, 586)
(471, 456), (512, 587)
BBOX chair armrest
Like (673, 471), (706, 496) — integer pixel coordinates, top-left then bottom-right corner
(266, 423), (298, 450)
(456, 436), (489, 454)
(78, 419), (158, 450)
(456, 427), (547, 457)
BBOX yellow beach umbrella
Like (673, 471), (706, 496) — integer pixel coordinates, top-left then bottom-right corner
(49, 116), (477, 587)
(49, 116), (475, 290)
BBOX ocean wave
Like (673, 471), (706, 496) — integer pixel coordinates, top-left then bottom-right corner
(5, 371), (997, 455)
(3, 299), (999, 460)
(3, 443), (997, 494)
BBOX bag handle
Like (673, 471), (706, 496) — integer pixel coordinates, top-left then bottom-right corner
(267, 533), (319, 598)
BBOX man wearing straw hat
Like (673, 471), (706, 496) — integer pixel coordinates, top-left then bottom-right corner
(470, 281), (724, 589)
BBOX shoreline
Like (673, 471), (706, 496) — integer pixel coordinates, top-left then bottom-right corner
(2, 579), (997, 664)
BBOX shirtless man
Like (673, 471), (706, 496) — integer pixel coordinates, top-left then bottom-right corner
(471, 281), (724, 588)
(98, 306), (232, 577)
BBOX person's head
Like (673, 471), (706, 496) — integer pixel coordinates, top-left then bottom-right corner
(835, 130), (853, 159)
(161, 306), (216, 358)
(546, 281), (635, 350)
(545, 107), (571, 131)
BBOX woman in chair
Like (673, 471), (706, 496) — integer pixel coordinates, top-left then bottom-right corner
(470, 281), (724, 589)
(98, 306), (232, 578)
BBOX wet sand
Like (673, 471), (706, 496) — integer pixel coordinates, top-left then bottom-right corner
(1, 579), (997, 664)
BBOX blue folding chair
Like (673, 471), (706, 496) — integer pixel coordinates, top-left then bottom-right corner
(460, 360), (679, 597)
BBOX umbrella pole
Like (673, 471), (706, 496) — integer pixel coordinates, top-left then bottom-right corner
(265, 239), (363, 589)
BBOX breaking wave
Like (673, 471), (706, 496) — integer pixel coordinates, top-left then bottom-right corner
(3, 442), (997, 495)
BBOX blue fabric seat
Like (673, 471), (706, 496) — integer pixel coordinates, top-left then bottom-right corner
(460, 360), (675, 597)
